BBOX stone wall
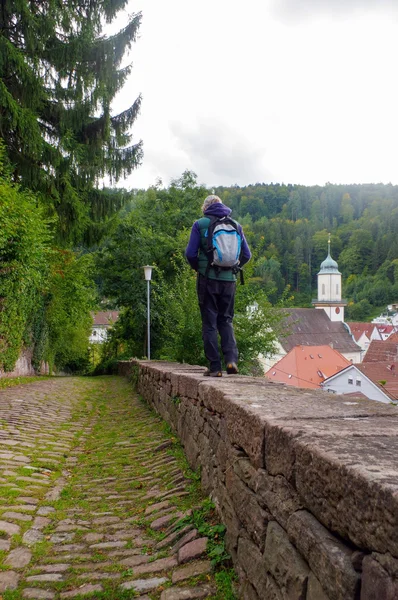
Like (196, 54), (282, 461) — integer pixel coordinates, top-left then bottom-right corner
(119, 359), (398, 600)
(0, 349), (35, 378)
(0, 349), (49, 378)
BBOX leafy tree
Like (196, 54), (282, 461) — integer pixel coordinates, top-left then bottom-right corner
(293, 237), (304, 290)
(96, 174), (281, 373)
(346, 299), (372, 321)
(0, 0), (142, 243)
(340, 193), (354, 223)
(40, 251), (96, 372)
(0, 144), (95, 372)
(0, 151), (50, 370)
(339, 230), (373, 275)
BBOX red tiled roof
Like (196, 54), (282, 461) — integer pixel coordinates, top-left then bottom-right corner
(265, 345), (351, 389)
(346, 322), (377, 342)
(91, 311), (119, 326)
(363, 340), (398, 363)
(280, 309), (361, 354)
(375, 324), (395, 335)
(356, 362), (398, 400)
(389, 333), (398, 343)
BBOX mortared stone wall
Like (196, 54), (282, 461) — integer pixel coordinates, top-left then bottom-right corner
(119, 359), (398, 600)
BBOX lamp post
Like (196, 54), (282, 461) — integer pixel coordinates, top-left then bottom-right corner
(143, 266), (154, 359)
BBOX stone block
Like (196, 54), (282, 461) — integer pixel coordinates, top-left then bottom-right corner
(131, 556), (177, 576)
(225, 399), (266, 468)
(205, 411), (221, 434)
(306, 572), (330, 600)
(214, 483), (242, 551)
(254, 470), (302, 529)
(294, 435), (398, 557)
(0, 571), (19, 592)
(237, 536), (267, 596)
(5, 547), (32, 568)
(178, 537), (208, 564)
(361, 555), (398, 600)
(0, 520), (20, 536)
(226, 468), (269, 550)
(240, 581), (260, 600)
(23, 590), (55, 599)
(182, 435), (200, 470)
(233, 456), (257, 490)
(287, 510), (359, 600)
(263, 421), (300, 481)
(160, 585), (215, 600)
(172, 528), (198, 554)
(264, 521), (309, 600)
(177, 373), (202, 400)
(371, 552), (398, 578)
(198, 381), (229, 413)
(215, 439), (228, 474)
(120, 577), (168, 592)
(262, 573), (283, 600)
(172, 559), (212, 583)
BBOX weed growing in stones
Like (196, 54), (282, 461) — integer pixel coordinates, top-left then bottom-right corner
(0, 376), (50, 390)
(3, 590), (23, 600)
(175, 499), (230, 568)
(211, 568), (238, 600)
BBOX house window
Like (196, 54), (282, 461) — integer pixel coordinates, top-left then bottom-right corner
(336, 284), (339, 295)
(348, 377), (353, 385)
(356, 379), (361, 387)
(322, 283), (325, 296)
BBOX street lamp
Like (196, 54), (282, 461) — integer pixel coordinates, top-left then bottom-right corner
(143, 266), (154, 359)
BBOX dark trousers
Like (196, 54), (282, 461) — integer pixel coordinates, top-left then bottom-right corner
(197, 274), (238, 372)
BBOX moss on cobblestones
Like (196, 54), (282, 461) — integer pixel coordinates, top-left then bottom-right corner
(0, 376), (238, 599)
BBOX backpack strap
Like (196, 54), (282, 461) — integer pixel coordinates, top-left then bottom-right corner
(204, 216), (217, 278)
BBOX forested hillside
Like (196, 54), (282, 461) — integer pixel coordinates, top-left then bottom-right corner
(213, 182), (398, 319)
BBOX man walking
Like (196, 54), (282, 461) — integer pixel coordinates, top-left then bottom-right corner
(185, 195), (251, 377)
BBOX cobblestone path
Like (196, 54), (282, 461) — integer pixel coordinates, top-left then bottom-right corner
(0, 376), (219, 600)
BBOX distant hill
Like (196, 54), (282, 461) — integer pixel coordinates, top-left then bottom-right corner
(214, 183), (398, 319)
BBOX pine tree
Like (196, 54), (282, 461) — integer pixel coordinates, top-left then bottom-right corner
(0, 0), (142, 243)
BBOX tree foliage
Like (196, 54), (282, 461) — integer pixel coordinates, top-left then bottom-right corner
(0, 0), (142, 243)
(96, 172), (280, 372)
(214, 182), (398, 317)
(0, 145), (95, 372)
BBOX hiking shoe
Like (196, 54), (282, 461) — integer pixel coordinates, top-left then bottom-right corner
(226, 362), (238, 374)
(204, 369), (222, 377)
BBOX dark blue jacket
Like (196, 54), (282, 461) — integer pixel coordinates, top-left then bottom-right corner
(185, 203), (251, 278)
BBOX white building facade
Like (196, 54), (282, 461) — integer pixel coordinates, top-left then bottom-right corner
(322, 365), (392, 404)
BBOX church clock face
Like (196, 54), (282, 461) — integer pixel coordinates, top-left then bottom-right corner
(335, 307), (340, 314)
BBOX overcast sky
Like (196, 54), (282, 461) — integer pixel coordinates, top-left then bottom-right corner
(111, 0), (398, 189)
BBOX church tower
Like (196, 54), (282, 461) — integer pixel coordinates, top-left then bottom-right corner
(312, 234), (346, 322)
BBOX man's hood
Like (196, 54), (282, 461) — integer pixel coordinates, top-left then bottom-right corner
(204, 203), (232, 218)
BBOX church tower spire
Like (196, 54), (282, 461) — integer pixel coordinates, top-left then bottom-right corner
(312, 234), (347, 322)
